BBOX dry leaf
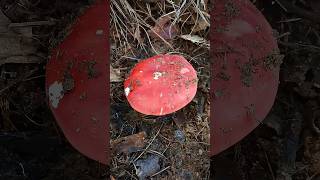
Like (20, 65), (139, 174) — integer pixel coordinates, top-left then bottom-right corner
(134, 25), (143, 43)
(110, 66), (122, 82)
(193, 18), (210, 32)
(201, 0), (209, 11)
(111, 131), (146, 155)
(180, 34), (209, 48)
(148, 15), (179, 40)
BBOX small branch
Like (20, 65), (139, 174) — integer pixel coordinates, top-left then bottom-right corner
(277, 0), (320, 23)
(8, 21), (56, 28)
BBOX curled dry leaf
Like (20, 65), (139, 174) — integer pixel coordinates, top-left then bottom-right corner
(110, 66), (122, 82)
(148, 15), (179, 40)
(110, 131), (146, 155)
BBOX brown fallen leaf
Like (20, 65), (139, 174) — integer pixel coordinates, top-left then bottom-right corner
(111, 131), (146, 155)
(148, 15), (179, 40)
(193, 18), (210, 32)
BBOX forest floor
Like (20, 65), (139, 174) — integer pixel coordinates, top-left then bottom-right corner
(0, 0), (319, 180)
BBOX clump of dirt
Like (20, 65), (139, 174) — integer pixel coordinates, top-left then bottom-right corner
(240, 62), (254, 87)
(84, 60), (99, 79)
(62, 72), (75, 92)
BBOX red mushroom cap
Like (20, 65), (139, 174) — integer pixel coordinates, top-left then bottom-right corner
(45, 0), (109, 164)
(211, 0), (283, 156)
(124, 54), (198, 116)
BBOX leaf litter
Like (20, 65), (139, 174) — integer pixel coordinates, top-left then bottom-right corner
(110, 0), (210, 179)
(2, 0), (320, 180)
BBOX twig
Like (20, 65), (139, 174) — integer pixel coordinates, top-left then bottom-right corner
(23, 75), (45, 82)
(24, 113), (48, 127)
(277, 18), (302, 23)
(133, 122), (164, 162)
(147, 150), (167, 159)
(19, 162), (26, 177)
(0, 68), (38, 95)
(151, 166), (171, 177)
(277, 0), (320, 23)
(0, 56), (43, 66)
(264, 151), (275, 180)
(124, 169), (138, 180)
(274, 0), (288, 12)
(278, 41), (320, 51)
(276, 32), (291, 39)
(9, 21), (56, 28)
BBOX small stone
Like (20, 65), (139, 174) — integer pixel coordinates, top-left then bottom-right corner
(134, 155), (160, 179)
(174, 129), (185, 143)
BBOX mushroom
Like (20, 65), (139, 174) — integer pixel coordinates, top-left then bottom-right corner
(45, 0), (109, 164)
(211, 0), (283, 156)
(124, 54), (198, 116)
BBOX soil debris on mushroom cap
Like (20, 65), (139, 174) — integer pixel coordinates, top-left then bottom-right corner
(62, 71), (75, 92)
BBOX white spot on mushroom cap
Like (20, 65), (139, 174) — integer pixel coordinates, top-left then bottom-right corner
(160, 92), (163, 97)
(160, 107), (163, 115)
(48, 81), (64, 108)
(139, 70), (143, 73)
(180, 68), (190, 74)
(125, 87), (131, 96)
(153, 72), (162, 80)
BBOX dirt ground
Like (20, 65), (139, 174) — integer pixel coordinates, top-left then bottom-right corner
(109, 0), (210, 179)
(0, 0), (319, 180)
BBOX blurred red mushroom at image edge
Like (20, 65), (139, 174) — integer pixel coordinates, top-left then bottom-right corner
(211, 0), (284, 156)
(124, 54), (198, 116)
